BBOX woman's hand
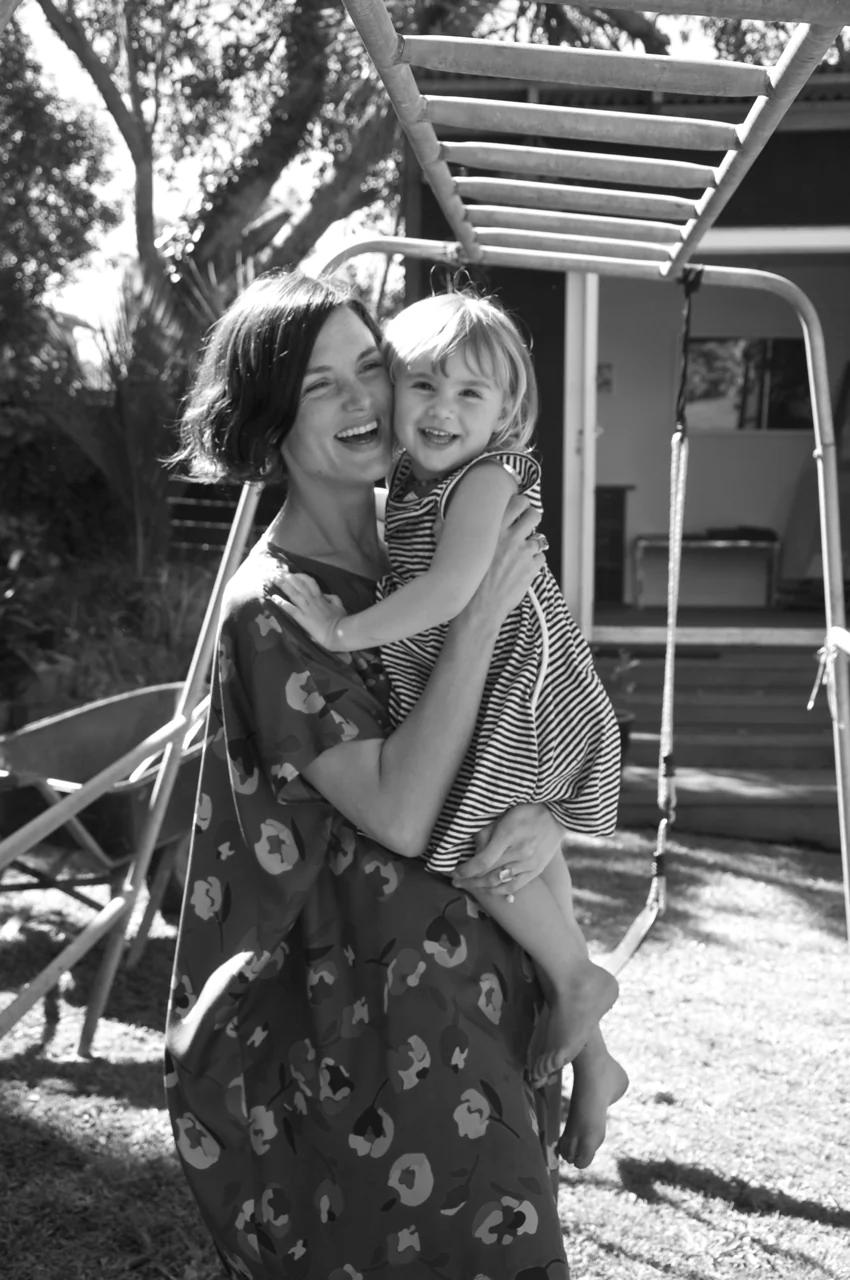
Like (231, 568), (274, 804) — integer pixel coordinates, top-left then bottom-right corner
(274, 573), (348, 650)
(452, 803), (564, 899)
(455, 494), (546, 640)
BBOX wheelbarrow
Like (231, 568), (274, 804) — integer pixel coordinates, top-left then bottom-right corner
(0, 683), (204, 919)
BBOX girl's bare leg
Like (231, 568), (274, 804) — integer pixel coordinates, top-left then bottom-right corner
(473, 868), (617, 1080)
(540, 855), (629, 1166)
(559, 1028), (629, 1168)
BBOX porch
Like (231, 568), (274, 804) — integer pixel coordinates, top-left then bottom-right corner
(590, 604), (840, 851)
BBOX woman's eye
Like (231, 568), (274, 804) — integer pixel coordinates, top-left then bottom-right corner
(361, 358), (385, 375)
(302, 378), (330, 397)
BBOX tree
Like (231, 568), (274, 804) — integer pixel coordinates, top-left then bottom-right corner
(0, 16), (119, 341)
(0, 14), (120, 518)
(24, 0), (678, 303)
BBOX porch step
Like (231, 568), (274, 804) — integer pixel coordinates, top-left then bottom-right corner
(624, 693), (826, 729)
(628, 729), (835, 770)
(618, 764), (840, 851)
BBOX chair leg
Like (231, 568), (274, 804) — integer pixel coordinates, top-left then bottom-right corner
(125, 837), (186, 969)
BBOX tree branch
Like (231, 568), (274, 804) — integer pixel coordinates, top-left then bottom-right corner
(184, 0), (333, 279)
(35, 0), (147, 159)
(593, 8), (670, 55)
(261, 108), (398, 272)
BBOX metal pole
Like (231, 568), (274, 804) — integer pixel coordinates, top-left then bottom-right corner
(78, 482), (262, 1053)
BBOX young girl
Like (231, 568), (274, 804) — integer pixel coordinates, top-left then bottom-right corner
(283, 290), (627, 1151)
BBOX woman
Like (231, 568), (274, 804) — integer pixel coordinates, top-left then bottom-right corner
(164, 270), (573, 1279)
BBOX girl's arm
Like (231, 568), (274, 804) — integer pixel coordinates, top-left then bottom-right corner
(283, 463), (518, 651)
(300, 493), (542, 857)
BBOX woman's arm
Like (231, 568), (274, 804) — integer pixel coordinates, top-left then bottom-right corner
(300, 493), (542, 856)
(283, 464), (517, 652)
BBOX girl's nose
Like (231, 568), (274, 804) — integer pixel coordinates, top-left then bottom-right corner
(429, 394), (453, 421)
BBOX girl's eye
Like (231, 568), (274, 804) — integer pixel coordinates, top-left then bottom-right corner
(301, 378), (330, 397)
(411, 378), (434, 391)
(461, 387), (484, 400)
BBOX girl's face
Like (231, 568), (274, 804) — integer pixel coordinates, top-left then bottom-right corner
(281, 307), (393, 486)
(392, 345), (506, 480)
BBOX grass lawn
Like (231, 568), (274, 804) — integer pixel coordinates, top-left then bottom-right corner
(1, 828), (848, 1280)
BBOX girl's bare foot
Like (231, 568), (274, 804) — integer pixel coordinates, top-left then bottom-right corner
(558, 1052), (629, 1169)
(532, 964), (618, 1085)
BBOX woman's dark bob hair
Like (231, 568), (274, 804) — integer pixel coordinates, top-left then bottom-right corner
(173, 270), (383, 485)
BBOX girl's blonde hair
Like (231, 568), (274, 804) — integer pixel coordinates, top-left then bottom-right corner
(383, 290), (537, 450)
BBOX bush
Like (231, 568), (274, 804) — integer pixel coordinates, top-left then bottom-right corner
(1, 553), (217, 728)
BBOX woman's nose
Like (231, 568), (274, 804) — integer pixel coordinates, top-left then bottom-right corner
(341, 375), (371, 410)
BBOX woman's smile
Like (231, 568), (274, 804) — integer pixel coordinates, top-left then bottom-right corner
(335, 419), (383, 447)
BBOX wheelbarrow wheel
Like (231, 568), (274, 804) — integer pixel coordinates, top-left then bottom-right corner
(145, 836), (189, 925)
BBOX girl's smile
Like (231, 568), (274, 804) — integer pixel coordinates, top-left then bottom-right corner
(393, 347), (506, 480)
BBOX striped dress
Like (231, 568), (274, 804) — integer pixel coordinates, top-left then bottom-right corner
(377, 448), (621, 874)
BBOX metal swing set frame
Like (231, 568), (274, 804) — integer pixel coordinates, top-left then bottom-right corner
(1, 0), (848, 1049)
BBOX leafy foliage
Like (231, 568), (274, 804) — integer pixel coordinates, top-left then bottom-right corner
(0, 17), (120, 334)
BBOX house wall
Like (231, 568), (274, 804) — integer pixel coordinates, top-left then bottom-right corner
(597, 256), (850, 603)
(405, 119), (850, 605)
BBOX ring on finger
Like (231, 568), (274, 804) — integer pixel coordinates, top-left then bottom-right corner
(535, 533), (549, 553)
(498, 866), (514, 883)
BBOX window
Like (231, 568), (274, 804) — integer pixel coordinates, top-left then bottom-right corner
(683, 337), (813, 432)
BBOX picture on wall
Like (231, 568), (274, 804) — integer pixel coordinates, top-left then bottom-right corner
(683, 337), (813, 432)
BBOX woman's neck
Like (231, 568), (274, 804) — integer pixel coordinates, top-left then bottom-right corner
(266, 483), (386, 580)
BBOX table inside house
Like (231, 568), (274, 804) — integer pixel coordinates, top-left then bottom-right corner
(632, 534), (782, 608)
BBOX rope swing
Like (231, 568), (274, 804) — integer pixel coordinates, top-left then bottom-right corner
(603, 266), (703, 976)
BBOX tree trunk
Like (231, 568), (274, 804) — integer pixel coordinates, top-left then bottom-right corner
(0, 0), (24, 33)
(256, 109), (399, 270)
(185, 0), (333, 282)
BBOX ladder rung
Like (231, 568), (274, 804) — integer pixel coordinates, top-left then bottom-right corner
(425, 97), (739, 153)
(443, 142), (716, 190)
(474, 228), (673, 260)
(455, 177), (697, 222)
(564, 0), (850, 21)
(467, 206), (683, 244)
(402, 36), (770, 99)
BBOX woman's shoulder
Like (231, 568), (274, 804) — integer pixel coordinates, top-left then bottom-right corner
(225, 544), (374, 616)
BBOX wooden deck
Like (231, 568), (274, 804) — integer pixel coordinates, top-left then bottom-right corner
(591, 609), (841, 852)
(592, 603), (826, 648)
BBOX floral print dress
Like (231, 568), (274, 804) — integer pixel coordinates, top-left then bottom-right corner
(164, 543), (569, 1280)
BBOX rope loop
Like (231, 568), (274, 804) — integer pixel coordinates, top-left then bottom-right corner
(674, 266), (703, 435)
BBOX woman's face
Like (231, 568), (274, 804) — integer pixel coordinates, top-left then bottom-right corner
(281, 307), (393, 486)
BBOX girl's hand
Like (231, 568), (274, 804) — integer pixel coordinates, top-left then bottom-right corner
(452, 803), (564, 899)
(275, 573), (348, 651)
(456, 494), (546, 639)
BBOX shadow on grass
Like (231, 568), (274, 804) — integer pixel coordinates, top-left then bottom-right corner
(617, 1155), (850, 1228)
(0, 919), (175, 1034)
(0, 1107), (215, 1280)
(567, 829), (847, 953)
(0, 1048), (165, 1109)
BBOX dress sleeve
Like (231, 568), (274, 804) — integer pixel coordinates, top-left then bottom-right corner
(222, 585), (390, 804)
